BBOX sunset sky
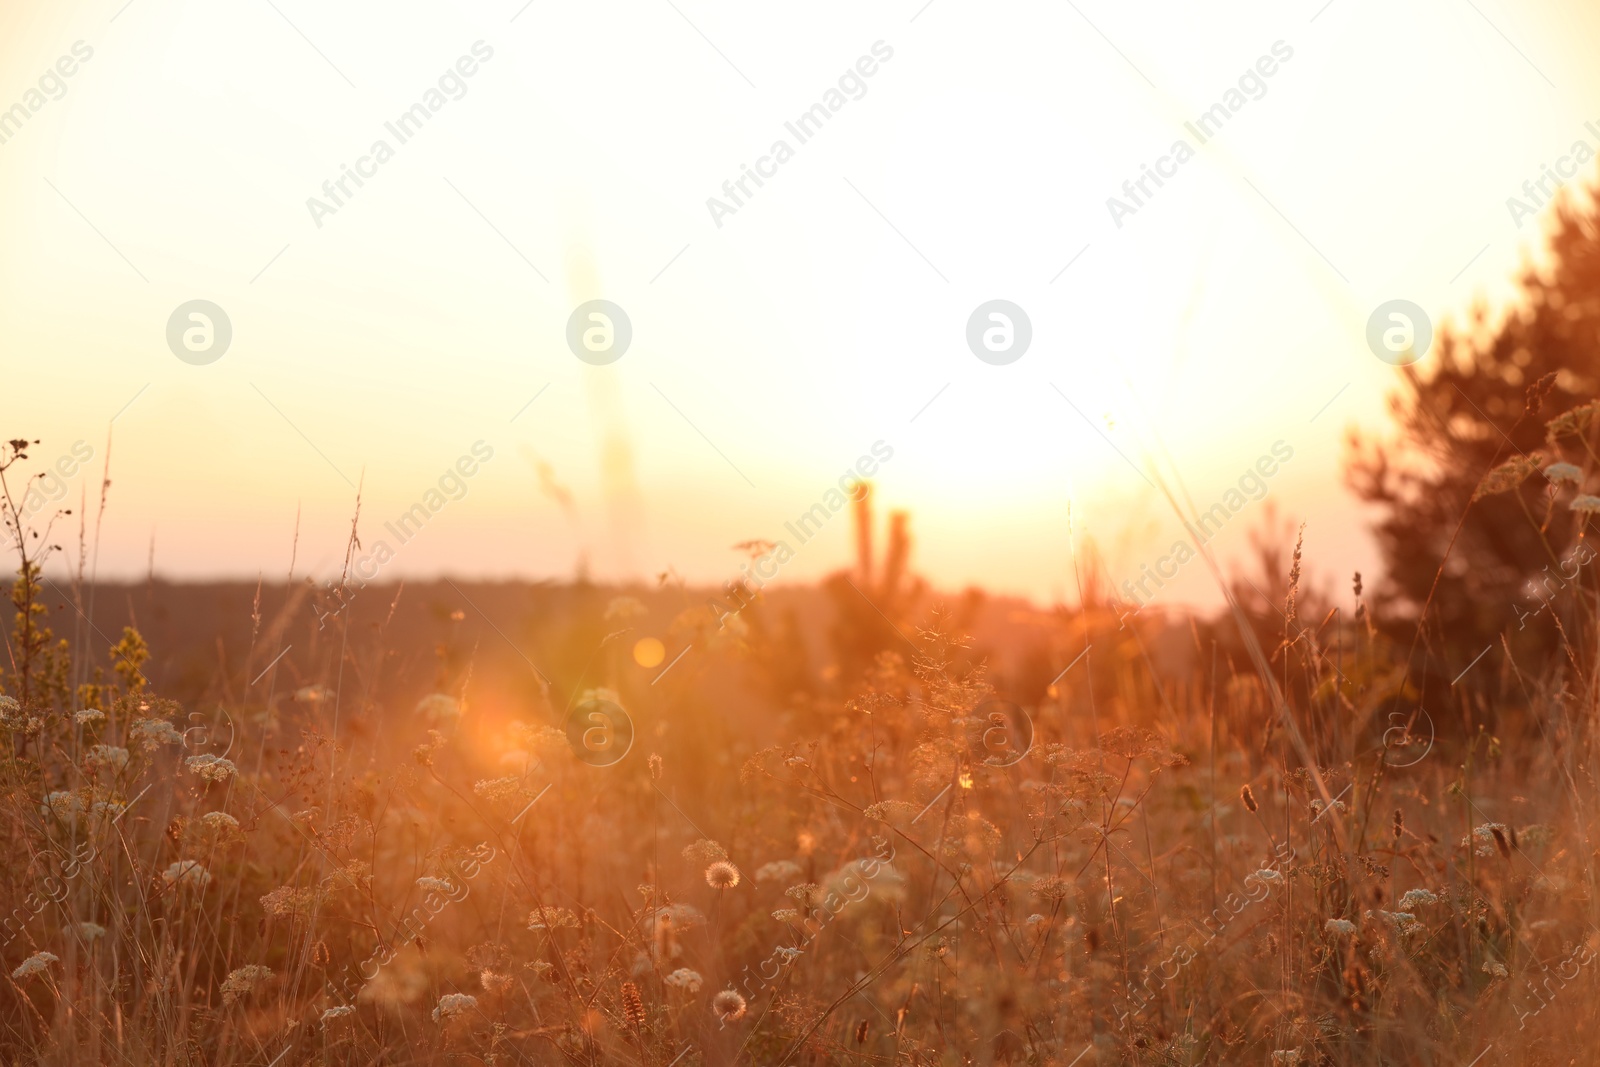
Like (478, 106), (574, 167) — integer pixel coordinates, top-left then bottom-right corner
(4, 0), (1599, 608)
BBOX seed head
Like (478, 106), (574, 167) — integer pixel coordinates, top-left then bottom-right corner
(706, 861), (740, 890)
(621, 981), (646, 1028)
(1240, 784), (1258, 813)
(712, 989), (747, 1022)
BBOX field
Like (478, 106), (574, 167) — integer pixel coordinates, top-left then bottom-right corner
(0, 465), (1596, 1067)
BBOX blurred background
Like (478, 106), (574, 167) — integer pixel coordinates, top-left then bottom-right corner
(3, 0), (1600, 611)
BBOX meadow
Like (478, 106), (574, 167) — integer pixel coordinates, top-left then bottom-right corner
(0, 436), (1596, 1067)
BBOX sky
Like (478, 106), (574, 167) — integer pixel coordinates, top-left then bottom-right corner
(2, 0), (1599, 610)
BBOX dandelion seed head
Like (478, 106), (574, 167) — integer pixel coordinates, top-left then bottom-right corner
(712, 989), (747, 1021)
(706, 860), (740, 889)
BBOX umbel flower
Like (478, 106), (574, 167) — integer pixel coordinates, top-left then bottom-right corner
(220, 965), (272, 1005)
(185, 754), (237, 782)
(162, 860), (213, 890)
(128, 717), (184, 749)
(1545, 461), (1583, 485)
(12, 952), (58, 979)
(664, 968), (703, 993)
(1571, 494), (1600, 515)
(432, 993), (477, 1022)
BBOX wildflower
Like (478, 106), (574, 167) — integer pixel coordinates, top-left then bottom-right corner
(712, 989), (747, 1022)
(431, 993), (478, 1022)
(772, 908), (799, 922)
(682, 839), (728, 865)
(220, 964), (272, 1005)
(1025, 913), (1048, 925)
(785, 883), (820, 903)
(416, 876), (457, 895)
(185, 754), (237, 782)
(260, 886), (318, 916)
(74, 709), (105, 726)
(621, 981), (646, 1027)
(1545, 461), (1583, 485)
(1463, 824), (1509, 857)
(200, 811), (240, 834)
(481, 970), (515, 995)
(11, 952), (58, 979)
(664, 968), (703, 993)
(84, 744), (130, 771)
(706, 861), (740, 889)
(1474, 454), (1544, 499)
(473, 776), (522, 801)
(1032, 875), (1071, 901)
(321, 1005), (356, 1027)
(1251, 868), (1283, 885)
(754, 860), (802, 883)
(1572, 494), (1600, 515)
(1270, 1051), (1302, 1066)
(1324, 919), (1356, 937)
(527, 906), (580, 931)
(415, 694), (461, 723)
(1482, 960), (1509, 978)
(1398, 888), (1439, 910)
(91, 800), (125, 819)
(78, 922), (107, 940)
(128, 717), (184, 749)
(1368, 909), (1419, 934)
(163, 861), (212, 890)
(41, 791), (86, 820)
(0, 695), (18, 723)
(773, 947), (802, 964)
(1310, 798), (1347, 817)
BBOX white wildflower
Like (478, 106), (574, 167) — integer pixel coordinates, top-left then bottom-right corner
(1545, 461), (1583, 485)
(1571, 494), (1600, 515)
(41, 791), (85, 820)
(754, 860), (803, 884)
(321, 1004), (357, 1026)
(416, 876), (456, 895)
(162, 860), (212, 890)
(664, 968), (703, 993)
(1270, 1051), (1302, 1066)
(221, 964), (273, 1005)
(1462, 824), (1508, 857)
(11, 951), (58, 979)
(472, 776), (521, 801)
(185, 754), (237, 782)
(1324, 918), (1356, 937)
(77, 922), (107, 941)
(128, 718), (184, 749)
(91, 800), (125, 819)
(74, 709), (105, 726)
(1398, 888), (1439, 910)
(1483, 960), (1509, 978)
(432, 992), (477, 1022)
(85, 744), (130, 771)
(200, 811), (240, 833)
(1252, 868), (1284, 884)
(527, 906), (580, 930)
